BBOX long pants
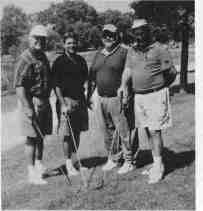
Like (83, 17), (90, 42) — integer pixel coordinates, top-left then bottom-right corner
(95, 95), (132, 162)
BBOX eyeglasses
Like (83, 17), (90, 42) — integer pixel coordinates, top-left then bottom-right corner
(102, 31), (117, 40)
(33, 36), (46, 42)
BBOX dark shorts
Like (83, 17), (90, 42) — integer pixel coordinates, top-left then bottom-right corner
(18, 98), (52, 138)
(56, 98), (89, 136)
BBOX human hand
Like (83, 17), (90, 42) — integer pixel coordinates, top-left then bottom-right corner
(24, 107), (34, 118)
(61, 104), (69, 116)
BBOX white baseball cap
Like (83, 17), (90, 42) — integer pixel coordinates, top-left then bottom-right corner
(29, 25), (48, 37)
(103, 24), (118, 33)
(132, 19), (148, 29)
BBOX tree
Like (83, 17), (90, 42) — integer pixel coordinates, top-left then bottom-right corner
(130, 0), (194, 92)
(88, 25), (103, 48)
(1, 5), (29, 55)
(35, 0), (98, 35)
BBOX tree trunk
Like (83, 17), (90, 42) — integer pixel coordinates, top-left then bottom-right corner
(180, 15), (189, 92)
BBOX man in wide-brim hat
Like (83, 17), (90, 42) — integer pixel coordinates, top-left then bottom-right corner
(14, 25), (53, 185)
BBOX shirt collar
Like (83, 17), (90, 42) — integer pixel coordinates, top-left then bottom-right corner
(101, 44), (121, 56)
(144, 41), (160, 51)
(132, 41), (160, 53)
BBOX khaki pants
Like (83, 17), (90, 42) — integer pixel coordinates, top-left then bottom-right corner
(95, 95), (132, 162)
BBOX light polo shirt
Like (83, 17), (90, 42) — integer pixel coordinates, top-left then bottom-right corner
(125, 42), (173, 93)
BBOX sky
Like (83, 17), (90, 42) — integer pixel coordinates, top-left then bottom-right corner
(0, 0), (133, 18)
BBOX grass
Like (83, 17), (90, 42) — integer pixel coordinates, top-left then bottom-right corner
(1, 92), (195, 210)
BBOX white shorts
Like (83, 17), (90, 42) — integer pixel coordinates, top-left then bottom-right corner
(134, 87), (172, 130)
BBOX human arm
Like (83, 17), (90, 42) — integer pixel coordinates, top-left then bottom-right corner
(14, 58), (35, 118)
(117, 49), (133, 107)
(160, 48), (177, 87)
(52, 58), (69, 115)
(86, 52), (98, 109)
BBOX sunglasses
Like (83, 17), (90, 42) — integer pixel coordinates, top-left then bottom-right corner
(33, 36), (46, 42)
(102, 31), (117, 39)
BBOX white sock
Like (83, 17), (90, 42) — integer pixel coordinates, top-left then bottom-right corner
(28, 164), (34, 170)
(35, 160), (42, 166)
(153, 156), (162, 164)
(66, 159), (72, 165)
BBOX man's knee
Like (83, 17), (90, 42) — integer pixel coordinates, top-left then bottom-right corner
(63, 135), (71, 143)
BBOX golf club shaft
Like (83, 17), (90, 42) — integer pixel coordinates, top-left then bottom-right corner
(32, 118), (72, 185)
(60, 166), (72, 185)
(65, 115), (87, 187)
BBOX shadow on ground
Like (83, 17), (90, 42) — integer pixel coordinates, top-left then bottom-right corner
(136, 147), (195, 176)
(44, 156), (107, 178)
(44, 147), (195, 179)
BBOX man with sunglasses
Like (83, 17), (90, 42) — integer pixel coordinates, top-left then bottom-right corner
(14, 25), (52, 184)
(120, 19), (175, 183)
(87, 24), (133, 174)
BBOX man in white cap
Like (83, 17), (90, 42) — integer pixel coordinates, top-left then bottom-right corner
(14, 25), (53, 184)
(119, 19), (176, 183)
(87, 24), (134, 174)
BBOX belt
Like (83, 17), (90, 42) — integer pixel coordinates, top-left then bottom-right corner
(135, 86), (165, 95)
(98, 93), (117, 98)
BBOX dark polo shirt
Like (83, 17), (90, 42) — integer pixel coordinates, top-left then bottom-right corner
(89, 45), (128, 97)
(52, 53), (88, 100)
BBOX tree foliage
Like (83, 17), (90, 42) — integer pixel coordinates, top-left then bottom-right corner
(130, 0), (195, 91)
(1, 5), (29, 55)
(130, 0), (194, 41)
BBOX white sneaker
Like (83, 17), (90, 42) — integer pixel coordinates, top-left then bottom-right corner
(28, 165), (47, 185)
(141, 165), (153, 175)
(102, 159), (117, 171)
(117, 162), (133, 174)
(32, 177), (48, 185)
(66, 160), (79, 176)
(35, 160), (47, 175)
(148, 162), (164, 184)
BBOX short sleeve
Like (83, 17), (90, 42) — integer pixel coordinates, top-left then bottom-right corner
(51, 58), (62, 88)
(14, 58), (32, 88)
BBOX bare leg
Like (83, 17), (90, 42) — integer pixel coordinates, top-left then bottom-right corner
(25, 137), (36, 166)
(149, 129), (163, 158)
(63, 136), (72, 159)
(35, 138), (44, 161)
(131, 128), (139, 157)
(146, 129), (164, 183)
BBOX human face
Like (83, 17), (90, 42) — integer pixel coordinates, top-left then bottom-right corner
(64, 37), (77, 54)
(102, 30), (118, 49)
(29, 36), (46, 51)
(132, 26), (150, 49)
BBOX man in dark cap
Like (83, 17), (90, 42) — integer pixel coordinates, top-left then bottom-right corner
(87, 24), (134, 174)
